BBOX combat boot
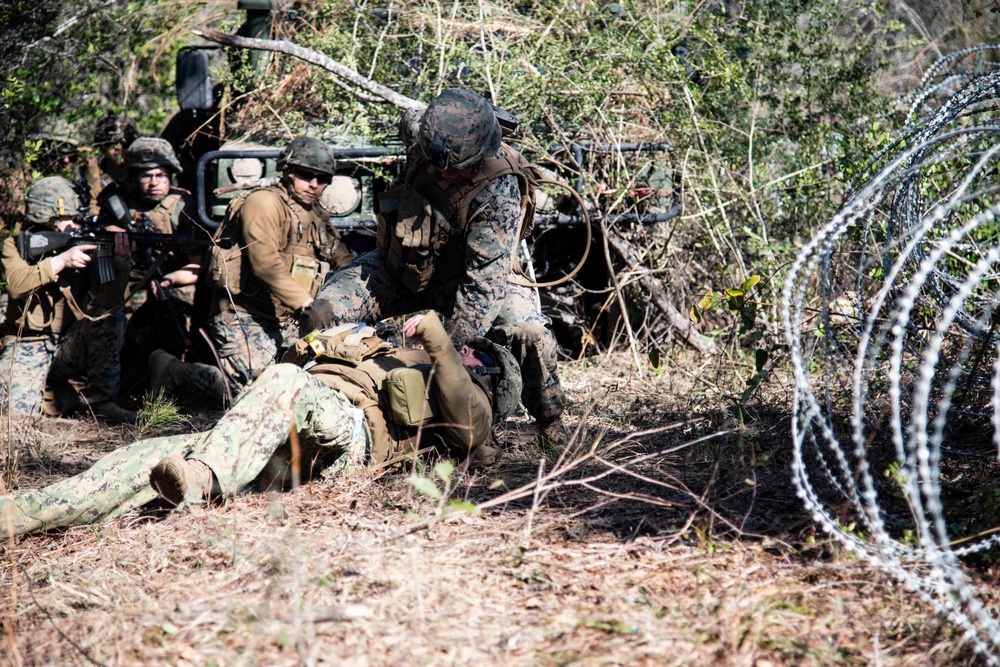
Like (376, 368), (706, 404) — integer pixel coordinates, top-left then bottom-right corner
(470, 444), (499, 466)
(149, 454), (216, 506)
(89, 401), (138, 425)
(537, 415), (570, 449)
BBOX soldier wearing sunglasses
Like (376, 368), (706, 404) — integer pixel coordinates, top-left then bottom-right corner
(204, 136), (354, 390)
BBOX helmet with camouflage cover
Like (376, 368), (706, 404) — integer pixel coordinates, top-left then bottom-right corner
(277, 136), (335, 176)
(24, 176), (82, 225)
(417, 88), (501, 171)
(398, 107), (424, 149)
(125, 137), (182, 173)
(466, 336), (522, 426)
(94, 114), (138, 149)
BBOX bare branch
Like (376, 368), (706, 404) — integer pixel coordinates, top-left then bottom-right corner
(196, 28), (426, 112)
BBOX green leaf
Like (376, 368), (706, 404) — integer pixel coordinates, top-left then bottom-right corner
(407, 475), (442, 500)
(648, 348), (662, 368)
(755, 348), (769, 371)
(443, 501), (481, 516)
(697, 292), (714, 310)
(690, 305), (703, 323)
(489, 479), (505, 490)
(724, 287), (744, 298)
(434, 460), (455, 482)
(740, 275), (761, 291)
(583, 620), (642, 635)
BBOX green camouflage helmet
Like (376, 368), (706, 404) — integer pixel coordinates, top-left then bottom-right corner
(25, 176), (82, 224)
(467, 336), (522, 426)
(278, 136), (335, 176)
(125, 137), (182, 173)
(398, 107), (424, 148)
(417, 88), (501, 171)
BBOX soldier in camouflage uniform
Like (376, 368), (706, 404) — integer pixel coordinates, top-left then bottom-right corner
(115, 137), (206, 368)
(0, 177), (134, 423)
(0, 311), (519, 543)
(207, 136), (354, 391)
(309, 88), (567, 439)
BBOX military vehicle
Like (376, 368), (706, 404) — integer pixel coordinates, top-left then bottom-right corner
(165, 1), (679, 355)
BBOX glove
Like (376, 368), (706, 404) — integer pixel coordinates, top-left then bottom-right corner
(300, 298), (334, 334)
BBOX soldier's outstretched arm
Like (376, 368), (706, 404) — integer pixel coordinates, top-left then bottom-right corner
(410, 311), (493, 451)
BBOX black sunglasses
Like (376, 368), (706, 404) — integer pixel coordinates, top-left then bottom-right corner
(292, 168), (333, 185)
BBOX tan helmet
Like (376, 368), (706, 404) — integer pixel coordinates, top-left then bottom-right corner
(125, 137), (182, 173)
(24, 176), (82, 225)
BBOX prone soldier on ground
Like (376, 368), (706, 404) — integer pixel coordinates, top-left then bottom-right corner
(0, 176), (135, 424)
(0, 310), (519, 543)
(203, 135), (355, 396)
(307, 88), (569, 443)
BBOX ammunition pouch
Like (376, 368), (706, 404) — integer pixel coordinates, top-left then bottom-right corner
(286, 253), (330, 299)
(376, 186), (451, 294)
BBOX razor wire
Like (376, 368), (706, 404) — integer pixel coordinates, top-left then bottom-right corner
(782, 46), (1000, 663)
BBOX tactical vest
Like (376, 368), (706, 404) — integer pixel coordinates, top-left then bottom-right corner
(209, 185), (331, 308)
(136, 190), (185, 233)
(376, 143), (540, 293)
(286, 326), (486, 466)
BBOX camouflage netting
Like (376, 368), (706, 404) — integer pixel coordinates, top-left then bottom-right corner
(782, 46), (1000, 663)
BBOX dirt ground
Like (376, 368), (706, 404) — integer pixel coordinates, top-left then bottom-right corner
(0, 351), (989, 666)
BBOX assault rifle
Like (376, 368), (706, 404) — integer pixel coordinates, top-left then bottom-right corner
(16, 228), (222, 285)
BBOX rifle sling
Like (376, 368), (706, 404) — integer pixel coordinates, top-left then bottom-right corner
(58, 285), (115, 324)
(123, 252), (169, 306)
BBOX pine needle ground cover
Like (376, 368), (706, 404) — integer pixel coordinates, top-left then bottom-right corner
(1, 352), (988, 666)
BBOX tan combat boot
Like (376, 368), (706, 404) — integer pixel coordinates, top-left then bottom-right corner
(149, 454), (216, 506)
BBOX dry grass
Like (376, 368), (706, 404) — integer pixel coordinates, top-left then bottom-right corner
(0, 352), (988, 666)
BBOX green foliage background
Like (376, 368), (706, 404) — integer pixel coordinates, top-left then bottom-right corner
(1, 0), (996, 365)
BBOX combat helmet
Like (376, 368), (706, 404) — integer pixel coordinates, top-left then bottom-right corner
(125, 137), (182, 173)
(417, 88), (501, 171)
(398, 107), (424, 149)
(277, 136), (335, 176)
(93, 114), (138, 150)
(466, 336), (522, 425)
(24, 176), (82, 225)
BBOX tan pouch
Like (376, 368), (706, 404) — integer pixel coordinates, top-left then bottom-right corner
(385, 366), (436, 427)
(289, 255), (330, 298)
(208, 243), (243, 295)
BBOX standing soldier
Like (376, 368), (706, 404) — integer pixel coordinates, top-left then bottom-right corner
(204, 135), (354, 390)
(0, 177), (134, 423)
(308, 88), (567, 442)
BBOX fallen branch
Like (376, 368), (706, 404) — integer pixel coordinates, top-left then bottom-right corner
(604, 225), (715, 354)
(196, 28), (426, 111)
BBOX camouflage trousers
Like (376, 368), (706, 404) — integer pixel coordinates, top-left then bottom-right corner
(209, 310), (300, 388)
(0, 364), (370, 543)
(315, 250), (564, 422)
(0, 312), (126, 418)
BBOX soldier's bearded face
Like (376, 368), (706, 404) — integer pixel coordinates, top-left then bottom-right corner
(136, 168), (170, 202)
(286, 167), (330, 206)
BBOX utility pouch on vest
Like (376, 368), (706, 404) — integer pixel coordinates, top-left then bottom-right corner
(208, 243), (243, 295)
(288, 255), (330, 298)
(376, 187), (446, 294)
(385, 366), (437, 427)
